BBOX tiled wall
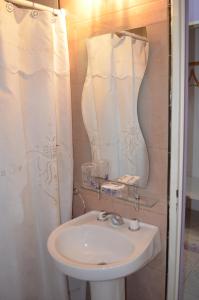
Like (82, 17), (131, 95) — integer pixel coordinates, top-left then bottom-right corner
(60, 1), (169, 299)
(27, 0), (58, 8)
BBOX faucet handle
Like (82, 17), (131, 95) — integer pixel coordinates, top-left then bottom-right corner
(128, 218), (140, 231)
(97, 211), (109, 221)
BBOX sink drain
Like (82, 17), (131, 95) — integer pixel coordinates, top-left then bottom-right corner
(97, 262), (107, 265)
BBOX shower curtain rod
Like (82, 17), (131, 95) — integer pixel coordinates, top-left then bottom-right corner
(5, 0), (64, 16)
(116, 31), (148, 42)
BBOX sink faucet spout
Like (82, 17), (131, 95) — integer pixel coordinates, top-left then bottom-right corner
(97, 211), (124, 226)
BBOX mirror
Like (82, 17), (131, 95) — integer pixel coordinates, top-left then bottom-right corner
(81, 28), (149, 188)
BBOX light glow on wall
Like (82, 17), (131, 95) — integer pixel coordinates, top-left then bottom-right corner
(82, 0), (103, 17)
(69, 0), (142, 22)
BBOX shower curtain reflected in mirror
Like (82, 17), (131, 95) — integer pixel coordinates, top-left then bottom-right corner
(0, 2), (72, 300)
(82, 33), (149, 187)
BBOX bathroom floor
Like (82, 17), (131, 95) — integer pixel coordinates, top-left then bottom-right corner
(183, 209), (199, 300)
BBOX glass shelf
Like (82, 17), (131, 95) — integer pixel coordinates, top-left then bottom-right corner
(81, 177), (159, 208)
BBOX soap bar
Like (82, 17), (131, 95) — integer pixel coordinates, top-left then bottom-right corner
(101, 183), (125, 197)
(117, 175), (140, 185)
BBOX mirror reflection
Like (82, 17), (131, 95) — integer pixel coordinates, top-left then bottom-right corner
(81, 28), (149, 188)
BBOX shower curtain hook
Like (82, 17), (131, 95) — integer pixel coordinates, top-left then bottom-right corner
(50, 7), (56, 22)
(6, 1), (14, 13)
(31, 0), (39, 18)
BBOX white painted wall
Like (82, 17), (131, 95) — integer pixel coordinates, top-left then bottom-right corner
(189, 0), (199, 25)
(167, 0), (186, 298)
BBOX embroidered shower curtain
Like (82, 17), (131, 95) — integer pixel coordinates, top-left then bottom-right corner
(0, 2), (72, 300)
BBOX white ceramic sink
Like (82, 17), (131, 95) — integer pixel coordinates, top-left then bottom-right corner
(47, 211), (161, 282)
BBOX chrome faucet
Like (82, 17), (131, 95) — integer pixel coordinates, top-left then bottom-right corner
(97, 211), (124, 226)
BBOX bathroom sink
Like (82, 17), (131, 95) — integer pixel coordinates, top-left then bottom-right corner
(47, 211), (161, 281)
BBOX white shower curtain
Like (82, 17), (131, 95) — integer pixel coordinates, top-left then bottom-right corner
(0, 2), (72, 300)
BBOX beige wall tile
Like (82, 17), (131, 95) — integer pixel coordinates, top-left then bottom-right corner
(69, 39), (88, 85)
(29, 0), (58, 8)
(62, 0), (167, 23)
(71, 4), (167, 40)
(140, 80), (169, 151)
(144, 147), (168, 198)
(63, 0), (168, 35)
(73, 139), (92, 184)
(71, 92), (89, 143)
(126, 265), (166, 300)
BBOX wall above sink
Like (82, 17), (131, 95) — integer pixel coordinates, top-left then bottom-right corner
(65, 0), (169, 204)
(60, 1), (169, 299)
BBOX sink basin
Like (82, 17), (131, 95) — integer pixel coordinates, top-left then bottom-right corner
(47, 211), (161, 282)
(56, 225), (133, 265)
